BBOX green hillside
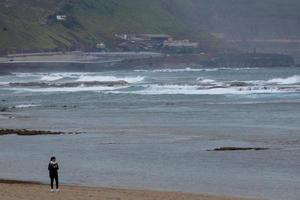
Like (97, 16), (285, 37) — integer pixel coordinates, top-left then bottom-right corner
(0, 0), (219, 52)
(1, 0), (300, 54)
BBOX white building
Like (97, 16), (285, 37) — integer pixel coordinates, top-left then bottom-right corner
(115, 34), (128, 40)
(56, 15), (67, 21)
(96, 43), (106, 49)
(163, 39), (198, 48)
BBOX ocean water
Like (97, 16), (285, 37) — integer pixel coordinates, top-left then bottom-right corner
(0, 67), (300, 200)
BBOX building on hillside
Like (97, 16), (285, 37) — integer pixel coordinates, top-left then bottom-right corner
(115, 33), (172, 51)
(96, 43), (106, 50)
(56, 15), (67, 21)
(115, 34), (128, 40)
(138, 34), (172, 43)
(163, 39), (198, 49)
(115, 33), (198, 52)
(115, 33), (171, 43)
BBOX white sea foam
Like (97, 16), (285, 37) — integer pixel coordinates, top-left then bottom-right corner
(135, 67), (259, 73)
(218, 67), (260, 71)
(9, 85), (128, 93)
(204, 75), (300, 87)
(0, 81), (9, 85)
(14, 72), (145, 84)
(196, 77), (218, 84)
(152, 68), (213, 72)
(77, 75), (144, 83)
(13, 72), (81, 81)
(267, 75), (300, 84)
(14, 104), (40, 108)
(105, 84), (294, 95)
(13, 73), (33, 77)
(7, 72), (300, 95)
(40, 74), (66, 81)
(40, 72), (96, 81)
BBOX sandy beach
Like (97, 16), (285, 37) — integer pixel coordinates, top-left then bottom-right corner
(0, 180), (256, 200)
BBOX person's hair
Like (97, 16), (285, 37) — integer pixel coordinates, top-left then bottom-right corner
(50, 156), (56, 161)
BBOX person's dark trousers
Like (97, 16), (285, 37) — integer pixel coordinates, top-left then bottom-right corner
(50, 175), (59, 189)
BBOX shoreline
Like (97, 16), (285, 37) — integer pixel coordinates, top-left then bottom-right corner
(0, 51), (296, 73)
(0, 179), (258, 200)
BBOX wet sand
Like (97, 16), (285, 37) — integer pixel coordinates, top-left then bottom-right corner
(0, 180), (257, 200)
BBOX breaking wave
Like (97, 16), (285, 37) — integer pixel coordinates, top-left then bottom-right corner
(135, 67), (259, 73)
(267, 75), (300, 85)
(77, 75), (144, 83)
(8, 80), (128, 88)
(105, 84), (299, 95)
(3, 72), (300, 95)
(10, 85), (127, 93)
(4, 73), (144, 92)
(104, 75), (300, 95)
(14, 104), (40, 108)
(14, 73), (145, 83)
(39, 73), (79, 81)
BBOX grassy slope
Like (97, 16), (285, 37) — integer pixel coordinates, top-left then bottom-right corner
(0, 0), (220, 52)
(0, 0), (72, 49)
(1, 0), (300, 52)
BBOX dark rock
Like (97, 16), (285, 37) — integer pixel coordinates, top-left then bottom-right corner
(0, 129), (82, 136)
(207, 147), (269, 151)
(228, 81), (248, 87)
(0, 107), (9, 112)
(165, 102), (175, 106)
(204, 86), (227, 90)
(63, 105), (77, 109)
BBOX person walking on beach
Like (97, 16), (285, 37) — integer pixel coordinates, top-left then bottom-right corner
(48, 156), (59, 192)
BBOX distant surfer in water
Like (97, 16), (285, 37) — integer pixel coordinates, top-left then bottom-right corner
(48, 156), (59, 192)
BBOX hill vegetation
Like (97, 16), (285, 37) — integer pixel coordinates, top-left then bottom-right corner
(0, 0), (219, 53)
(1, 0), (300, 55)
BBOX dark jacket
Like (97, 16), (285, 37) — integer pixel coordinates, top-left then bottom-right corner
(48, 162), (59, 177)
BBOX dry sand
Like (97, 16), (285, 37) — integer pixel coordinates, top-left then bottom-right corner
(0, 180), (257, 200)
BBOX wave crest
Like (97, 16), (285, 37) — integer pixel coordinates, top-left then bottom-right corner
(267, 75), (300, 84)
(77, 75), (144, 83)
